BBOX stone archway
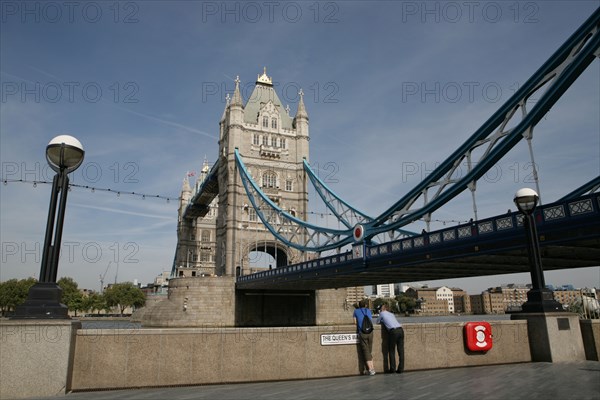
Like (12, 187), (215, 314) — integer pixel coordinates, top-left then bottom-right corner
(247, 241), (288, 269)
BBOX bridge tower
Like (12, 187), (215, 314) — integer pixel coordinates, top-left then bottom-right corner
(145, 69), (350, 328)
(216, 68), (310, 277)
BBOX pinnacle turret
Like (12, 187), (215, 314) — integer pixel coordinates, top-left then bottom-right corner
(230, 76), (243, 107)
(221, 93), (230, 122)
(295, 89), (308, 120)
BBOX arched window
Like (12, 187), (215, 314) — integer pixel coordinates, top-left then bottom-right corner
(271, 136), (277, 147)
(253, 134), (259, 145)
(201, 230), (210, 242)
(262, 116), (269, 128)
(262, 135), (269, 146)
(281, 138), (286, 149)
(262, 172), (277, 188)
(271, 118), (277, 129)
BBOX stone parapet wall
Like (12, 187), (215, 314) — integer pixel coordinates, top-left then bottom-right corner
(70, 320), (530, 391)
(0, 320), (81, 399)
(580, 319), (600, 361)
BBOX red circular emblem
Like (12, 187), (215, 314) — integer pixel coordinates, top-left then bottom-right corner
(353, 224), (364, 241)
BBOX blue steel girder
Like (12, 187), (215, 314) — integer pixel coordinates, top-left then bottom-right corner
(559, 176), (600, 201)
(235, 149), (355, 252)
(365, 8), (600, 238)
(303, 159), (416, 238)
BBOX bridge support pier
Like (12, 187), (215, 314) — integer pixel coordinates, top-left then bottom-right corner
(140, 277), (352, 328)
(511, 312), (586, 362)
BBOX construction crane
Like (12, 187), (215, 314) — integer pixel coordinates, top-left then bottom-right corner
(99, 262), (111, 293)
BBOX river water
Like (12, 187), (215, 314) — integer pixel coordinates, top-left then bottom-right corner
(80, 314), (510, 329)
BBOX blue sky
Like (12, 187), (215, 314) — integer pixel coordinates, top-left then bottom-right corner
(1, 1), (599, 293)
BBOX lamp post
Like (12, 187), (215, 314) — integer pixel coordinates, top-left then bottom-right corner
(13, 135), (84, 319)
(513, 188), (562, 313)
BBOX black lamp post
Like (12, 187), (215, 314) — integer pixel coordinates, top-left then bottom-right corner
(513, 188), (563, 313)
(13, 135), (84, 319)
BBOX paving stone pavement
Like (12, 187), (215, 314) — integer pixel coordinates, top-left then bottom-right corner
(26, 361), (600, 400)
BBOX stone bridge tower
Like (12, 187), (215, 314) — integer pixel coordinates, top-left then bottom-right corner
(145, 69), (350, 328)
(216, 68), (310, 277)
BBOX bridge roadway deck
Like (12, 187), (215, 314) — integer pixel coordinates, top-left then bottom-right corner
(28, 361), (600, 400)
(237, 194), (600, 290)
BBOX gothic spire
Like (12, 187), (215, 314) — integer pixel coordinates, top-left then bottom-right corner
(182, 175), (191, 193)
(230, 75), (243, 106)
(221, 93), (230, 121)
(295, 88), (308, 119)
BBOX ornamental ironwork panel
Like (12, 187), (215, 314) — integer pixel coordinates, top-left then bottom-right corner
(443, 230), (456, 241)
(414, 237), (425, 247)
(458, 226), (472, 238)
(569, 199), (593, 215)
(496, 216), (514, 230)
(379, 245), (388, 254)
(543, 205), (566, 221)
(516, 214), (525, 226)
(478, 221), (494, 234)
(429, 233), (441, 244)
(391, 242), (402, 252)
(402, 240), (413, 250)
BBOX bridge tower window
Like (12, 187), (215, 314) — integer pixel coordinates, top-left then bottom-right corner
(271, 118), (277, 129)
(262, 116), (269, 128)
(281, 138), (286, 149)
(253, 134), (259, 145)
(285, 179), (293, 191)
(262, 135), (269, 146)
(262, 172), (277, 188)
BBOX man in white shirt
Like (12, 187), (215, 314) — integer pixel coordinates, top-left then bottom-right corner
(376, 304), (404, 373)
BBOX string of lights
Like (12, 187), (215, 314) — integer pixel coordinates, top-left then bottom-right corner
(2, 178), (179, 203)
(3, 178), (471, 225)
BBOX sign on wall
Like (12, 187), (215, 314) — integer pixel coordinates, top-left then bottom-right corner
(320, 333), (359, 346)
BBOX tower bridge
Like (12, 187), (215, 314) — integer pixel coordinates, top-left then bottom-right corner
(142, 8), (600, 327)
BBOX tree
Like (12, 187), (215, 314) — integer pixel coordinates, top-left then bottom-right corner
(373, 297), (397, 313)
(0, 278), (36, 316)
(58, 277), (85, 316)
(396, 293), (417, 313)
(103, 282), (145, 316)
(82, 292), (106, 315)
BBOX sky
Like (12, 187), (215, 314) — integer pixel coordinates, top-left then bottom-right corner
(1, 0), (599, 294)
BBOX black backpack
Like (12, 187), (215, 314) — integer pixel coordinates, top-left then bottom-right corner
(360, 309), (373, 334)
